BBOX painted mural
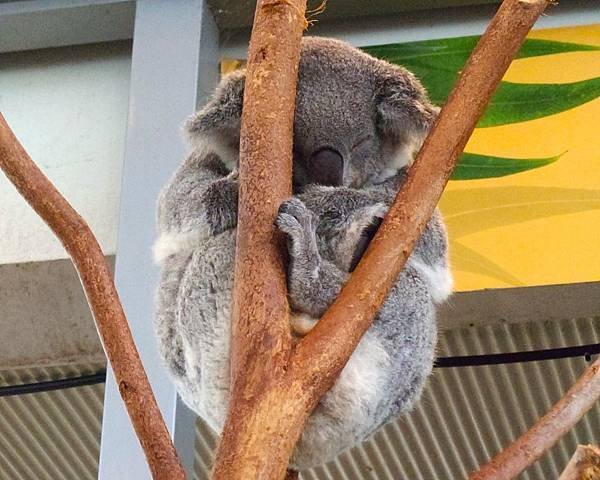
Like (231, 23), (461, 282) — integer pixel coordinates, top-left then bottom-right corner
(365, 24), (600, 291)
(224, 24), (600, 292)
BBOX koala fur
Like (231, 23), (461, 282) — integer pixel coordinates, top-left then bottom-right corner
(153, 36), (452, 470)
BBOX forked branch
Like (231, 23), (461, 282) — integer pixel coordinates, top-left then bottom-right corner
(213, 0), (550, 479)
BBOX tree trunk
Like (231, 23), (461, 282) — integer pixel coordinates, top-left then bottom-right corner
(211, 0), (308, 479)
(212, 1), (550, 479)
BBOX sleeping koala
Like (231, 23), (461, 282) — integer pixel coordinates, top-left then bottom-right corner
(153, 36), (452, 470)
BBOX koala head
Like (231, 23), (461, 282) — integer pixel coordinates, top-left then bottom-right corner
(298, 185), (388, 273)
(186, 36), (437, 190)
(323, 203), (386, 273)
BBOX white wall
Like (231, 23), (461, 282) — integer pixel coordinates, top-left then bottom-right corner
(0, 41), (131, 264)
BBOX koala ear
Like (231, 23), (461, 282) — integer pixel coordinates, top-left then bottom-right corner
(374, 70), (439, 174)
(184, 69), (245, 159)
(375, 73), (439, 143)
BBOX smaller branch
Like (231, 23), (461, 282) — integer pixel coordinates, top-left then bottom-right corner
(292, 0), (551, 402)
(559, 445), (600, 480)
(470, 359), (600, 480)
(0, 113), (185, 480)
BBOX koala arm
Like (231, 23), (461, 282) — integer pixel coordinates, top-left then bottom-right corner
(276, 198), (349, 318)
(351, 173), (453, 304)
(153, 148), (238, 265)
(276, 184), (392, 318)
(157, 148), (238, 236)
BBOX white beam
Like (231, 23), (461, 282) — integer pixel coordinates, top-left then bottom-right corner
(98, 1), (219, 478)
(219, 0), (600, 59)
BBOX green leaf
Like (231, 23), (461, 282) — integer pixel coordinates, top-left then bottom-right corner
(364, 37), (600, 113)
(516, 39), (600, 58)
(364, 36), (600, 67)
(479, 77), (600, 127)
(452, 152), (562, 180)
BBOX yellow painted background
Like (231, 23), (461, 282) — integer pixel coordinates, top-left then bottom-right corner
(441, 24), (600, 291)
(222, 25), (600, 292)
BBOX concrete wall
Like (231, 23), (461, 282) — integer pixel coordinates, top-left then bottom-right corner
(0, 41), (132, 367)
(0, 41), (131, 264)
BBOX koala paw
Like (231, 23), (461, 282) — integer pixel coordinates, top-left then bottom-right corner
(201, 177), (239, 234)
(275, 198), (314, 237)
(276, 198), (319, 262)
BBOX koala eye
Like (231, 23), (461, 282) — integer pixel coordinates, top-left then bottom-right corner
(349, 217), (383, 272)
(351, 135), (373, 151)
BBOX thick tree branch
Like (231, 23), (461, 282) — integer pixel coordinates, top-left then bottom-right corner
(210, 0), (307, 479)
(0, 113), (185, 480)
(470, 361), (600, 480)
(213, 1), (549, 479)
(291, 0), (550, 405)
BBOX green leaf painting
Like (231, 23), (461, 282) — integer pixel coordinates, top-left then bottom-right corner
(364, 37), (600, 108)
(364, 36), (600, 181)
(481, 77), (600, 127)
(450, 152), (562, 180)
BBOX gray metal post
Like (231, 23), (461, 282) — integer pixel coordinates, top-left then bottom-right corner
(98, 1), (219, 478)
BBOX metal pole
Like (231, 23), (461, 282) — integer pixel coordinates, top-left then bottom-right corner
(98, 1), (219, 478)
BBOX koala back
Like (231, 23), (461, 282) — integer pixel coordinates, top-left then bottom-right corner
(155, 229), (236, 431)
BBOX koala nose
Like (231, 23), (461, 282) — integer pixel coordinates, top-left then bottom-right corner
(308, 148), (344, 186)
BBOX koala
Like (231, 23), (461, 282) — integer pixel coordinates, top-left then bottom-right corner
(276, 181), (450, 468)
(153, 36), (452, 470)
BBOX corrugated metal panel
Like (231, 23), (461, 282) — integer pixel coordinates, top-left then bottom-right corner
(1, 318), (598, 480)
(191, 317), (600, 480)
(0, 363), (105, 480)
(194, 419), (217, 480)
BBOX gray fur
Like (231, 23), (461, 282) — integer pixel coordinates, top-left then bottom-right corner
(153, 36), (451, 471)
(185, 36), (438, 188)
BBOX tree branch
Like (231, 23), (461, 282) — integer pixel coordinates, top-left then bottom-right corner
(0, 113), (185, 480)
(212, 1), (549, 479)
(291, 0), (550, 407)
(559, 445), (600, 480)
(210, 0), (308, 478)
(470, 361), (600, 480)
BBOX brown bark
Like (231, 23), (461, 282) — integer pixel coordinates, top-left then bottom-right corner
(470, 360), (600, 480)
(0, 112), (185, 480)
(213, 1), (549, 479)
(559, 445), (600, 480)
(292, 0), (550, 399)
(210, 0), (308, 479)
